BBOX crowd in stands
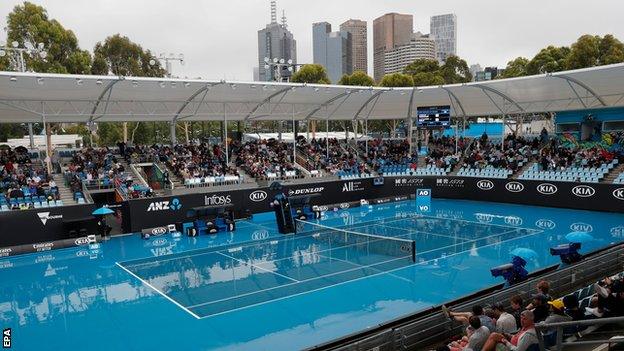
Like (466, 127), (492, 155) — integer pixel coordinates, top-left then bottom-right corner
(425, 136), (464, 170)
(232, 139), (300, 180)
(461, 133), (539, 172)
(1, 147), (58, 210)
(436, 275), (624, 351)
(538, 132), (624, 172)
(360, 138), (418, 173)
(297, 137), (370, 177)
(126, 143), (239, 182)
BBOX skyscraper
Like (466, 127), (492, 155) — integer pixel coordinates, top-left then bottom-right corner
(313, 22), (352, 83)
(384, 32), (436, 75)
(430, 13), (457, 63)
(373, 13), (413, 82)
(339, 19), (367, 74)
(257, 1), (297, 82)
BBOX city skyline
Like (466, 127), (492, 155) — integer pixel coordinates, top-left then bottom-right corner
(1, 0), (623, 81)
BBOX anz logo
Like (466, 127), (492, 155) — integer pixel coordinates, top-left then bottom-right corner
(505, 182), (524, 193)
(476, 179), (494, 191)
(537, 183), (557, 195)
(572, 185), (595, 198)
(147, 198), (182, 212)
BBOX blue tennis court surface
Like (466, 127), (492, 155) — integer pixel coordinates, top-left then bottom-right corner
(1, 198), (622, 350)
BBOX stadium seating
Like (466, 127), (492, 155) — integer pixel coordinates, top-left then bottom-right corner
(614, 172), (624, 184)
(519, 159), (618, 183)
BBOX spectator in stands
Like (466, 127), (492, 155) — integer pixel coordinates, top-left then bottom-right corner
(447, 315), (490, 351)
(540, 127), (549, 143)
(530, 294), (550, 323)
(444, 305), (496, 332)
(493, 303), (518, 334)
(481, 310), (538, 351)
(510, 295), (524, 329)
(562, 294), (584, 321)
(545, 299), (572, 324)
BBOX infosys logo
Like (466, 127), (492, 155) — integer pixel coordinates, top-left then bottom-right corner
(37, 212), (63, 225)
(476, 179), (494, 190)
(537, 183), (558, 195)
(572, 185), (595, 198)
(613, 188), (624, 201)
(505, 182), (524, 193)
(249, 190), (268, 202)
(204, 194), (231, 206)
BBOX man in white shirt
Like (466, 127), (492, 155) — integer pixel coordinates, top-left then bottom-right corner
(493, 303), (518, 334)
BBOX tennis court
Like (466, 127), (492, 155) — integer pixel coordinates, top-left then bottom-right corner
(118, 213), (541, 319)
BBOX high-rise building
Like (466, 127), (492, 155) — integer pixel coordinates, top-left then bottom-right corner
(313, 22), (352, 83)
(475, 67), (504, 81)
(373, 13), (413, 82)
(430, 13), (457, 63)
(339, 19), (367, 74)
(469, 64), (483, 81)
(384, 32), (436, 75)
(257, 1), (297, 82)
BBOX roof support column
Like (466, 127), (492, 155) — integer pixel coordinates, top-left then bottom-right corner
(28, 123), (34, 149)
(224, 103), (229, 165)
(170, 121), (177, 146)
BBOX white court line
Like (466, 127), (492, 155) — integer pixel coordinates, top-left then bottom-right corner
(115, 262), (201, 320)
(216, 251), (300, 283)
(185, 253), (408, 310)
(190, 256), (411, 318)
(373, 223), (474, 241)
(317, 253), (414, 284)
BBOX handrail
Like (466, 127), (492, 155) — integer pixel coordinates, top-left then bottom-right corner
(536, 316), (624, 351)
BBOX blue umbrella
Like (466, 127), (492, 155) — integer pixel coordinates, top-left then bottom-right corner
(92, 206), (114, 216)
(510, 247), (538, 260)
(565, 231), (594, 243)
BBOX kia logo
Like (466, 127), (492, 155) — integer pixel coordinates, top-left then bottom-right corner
(613, 188), (624, 201)
(476, 213), (494, 223)
(74, 237), (90, 246)
(504, 216), (523, 226)
(572, 185), (595, 198)
(505, 182), (524, 193)
(535, 219), (556, 230)
(152, 238), (168, 246)
(537, 183), (558, 195)
(339, 203), (350, 209)
(570, 222), (593, 233)
(252, 230), (269, 240)
(249, 190), (268, 202)
(477, 180), (494, 190)
(151, 227), (167, 235)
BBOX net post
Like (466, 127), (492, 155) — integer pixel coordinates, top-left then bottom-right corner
(411, 240), (416, 263)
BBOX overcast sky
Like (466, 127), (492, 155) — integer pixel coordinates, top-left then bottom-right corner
(1, 0), (623, 81)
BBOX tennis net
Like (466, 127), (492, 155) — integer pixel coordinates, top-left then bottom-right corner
(295, 219), (416, 263)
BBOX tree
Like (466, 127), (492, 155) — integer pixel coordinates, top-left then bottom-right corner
(566, 34), (624, 70)
(411, 72), (445, 87)
(499, 57), (529, 78)
(402, 59), (445, 86)
(379, 73), (414, 87)
(290, 64), (331, 84)
(3, 1), (91, 74)
(338, 71), (375, 86)
(526, 46), (570, 74)
(91, 34), (166, 77)
(598, 34), (624, 65)
(439, 55), (472, 83)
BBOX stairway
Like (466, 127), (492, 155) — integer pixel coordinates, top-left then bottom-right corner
(512, 161), (536, 179)
(53, 173), (78, 204)
(604, 163), (624, 183)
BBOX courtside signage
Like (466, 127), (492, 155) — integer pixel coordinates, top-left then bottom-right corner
(537, 183), (558, 195)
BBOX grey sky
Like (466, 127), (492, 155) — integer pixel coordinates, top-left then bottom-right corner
(1, 0), (623, 81)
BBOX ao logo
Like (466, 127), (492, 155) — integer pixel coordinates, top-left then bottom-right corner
(417, 189), (430, 196)
(505, 182), (524, 193)
(418, 205), (430, 212)
(252, 230), (269, 240)
(537, 183), (557, 195)
(504, 216), (523, 226)
(535, 219), (556, 230)
(572, 185), (595, 198)
(249, 190), (268, 202)
(477, 180), (494, 190)
(613, 188), (624, 201)
(570, 222), (593, 233)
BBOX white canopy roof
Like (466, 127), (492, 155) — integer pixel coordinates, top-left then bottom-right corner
(0, 63), (623, 123)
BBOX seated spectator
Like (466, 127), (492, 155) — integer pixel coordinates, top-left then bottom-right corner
(444, 304), (496, 333)
(481, 310), (538, 351)
(530, 294), (550, 323)
(510, 295), (524, 329)
(493, 303), (518, 334)
(448, 315), (490, 351)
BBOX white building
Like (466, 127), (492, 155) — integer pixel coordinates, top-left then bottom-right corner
(430, 14), (457, 63)
(384, 32), (436, 75)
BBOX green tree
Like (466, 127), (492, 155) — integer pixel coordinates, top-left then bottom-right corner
(499, 57), (529, 78)
(566, 34), (624, 70)
(338, 71), (375, 86)
(598, 34), (624, 65)
(4, 1), (91, 74)
(290, 64), (331, 84)
(402, 59), (445, 86)
(412, 72), (445, 86)
(439, 55), (472, 83)
(379, 73), (414, 87)
(526, 46), (570, 74)
(91, 34), (166, 77)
